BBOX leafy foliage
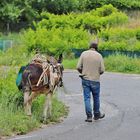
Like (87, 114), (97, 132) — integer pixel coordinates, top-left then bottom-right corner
(44, 0), (80, 14)
(37, 4), (128, 31)
(0, 0), (38, 31)
(98, 27), (140, 51)
(0, 45), (32, 66)
(23, 5), (128, 55)
(23, 27), (90, 56)
(86, 0), (140, 10)
(1, 0), (139, 31)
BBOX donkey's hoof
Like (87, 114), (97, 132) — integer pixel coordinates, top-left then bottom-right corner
(40, 116), (47, 124)
(43, 119), (49, 124)
(40, 116), (44, 123)
(43, 120), (49, 124)
(40, 116), (50, 124)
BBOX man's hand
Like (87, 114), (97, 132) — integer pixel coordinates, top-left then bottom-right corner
(100, 71), (104, 75)
(77, 68), (82, 73)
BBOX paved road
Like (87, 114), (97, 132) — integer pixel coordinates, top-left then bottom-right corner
(10, 71), (140, 140)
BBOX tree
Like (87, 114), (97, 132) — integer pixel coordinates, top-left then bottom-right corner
(0, 2), (23, 32)
(44, 0), (79, 14)
(0, 0), (39, 32)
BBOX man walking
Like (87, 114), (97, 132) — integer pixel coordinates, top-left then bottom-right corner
(77, 41), (105, 122)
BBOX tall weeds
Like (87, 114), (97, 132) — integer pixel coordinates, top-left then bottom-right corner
(63, 55), (140, 74)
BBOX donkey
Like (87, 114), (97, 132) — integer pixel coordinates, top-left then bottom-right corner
(21, 54), (63, 122)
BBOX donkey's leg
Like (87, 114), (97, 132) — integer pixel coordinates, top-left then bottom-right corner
(47, 93), (52, 118)
(24, 91), (32, 116)
(43, 93), (52, 122)
(27, 92), (38, 115)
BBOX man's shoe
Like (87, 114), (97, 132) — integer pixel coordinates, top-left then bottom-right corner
(94, 113), (105, 120)
(85, 117), (92, 122)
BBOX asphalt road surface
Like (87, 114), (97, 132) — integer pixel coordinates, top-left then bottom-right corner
(10, 71), (140, 140)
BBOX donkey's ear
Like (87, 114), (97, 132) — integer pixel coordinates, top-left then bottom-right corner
(95, 36), (99, 44)
(58, 53), (63, 63)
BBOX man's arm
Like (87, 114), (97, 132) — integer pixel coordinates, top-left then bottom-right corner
(100, 56), (105, 75)
(76, 54), (83, 74)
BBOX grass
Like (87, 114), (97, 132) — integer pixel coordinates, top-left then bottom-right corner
(31, 95), (68, 123)
(0, 96), (68, 137)
(63, 59), (78, 69)
(104, 54), (140, 73)
(0, 107), (39, 136)
(0, 45), (33, 66)
(0, 32), (23, 45)
(63, 54), (140, 74)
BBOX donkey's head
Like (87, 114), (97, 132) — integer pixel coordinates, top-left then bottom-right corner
(48, 54), (64, 88)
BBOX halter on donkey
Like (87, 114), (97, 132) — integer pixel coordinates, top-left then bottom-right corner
(20, 54), (63, 123)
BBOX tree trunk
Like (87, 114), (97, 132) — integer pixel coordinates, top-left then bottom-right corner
(7, 22), (10, 33)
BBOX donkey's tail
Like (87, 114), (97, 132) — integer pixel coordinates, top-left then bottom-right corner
(22, 69), (32, 92)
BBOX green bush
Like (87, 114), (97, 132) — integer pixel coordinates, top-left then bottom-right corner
(0, 45), (33, 66)
(44, 0), (80, 14)
(136, 28), (140, 40)
(91, 4), (118, 16)
(98, 27), (140, 51)
(0, 0), (139, 32)
(23, 27), (90, 56)
(86, 0), (140, 10)
(99, 27), (136, 41)
(0, 68), (23, 108)
(23, 5), (129, 55)
(109, 0), (140, 10)
(37, 5), (128, 31)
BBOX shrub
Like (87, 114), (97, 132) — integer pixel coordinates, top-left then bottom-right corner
(0, 45), (32, 66)
(44, 0), (80, 14)
(136, 28), (140, 40)
(91, 4), (118, 17)
(23, 5), (129, 55)
(23, 27), (90, 56)
(37, 5), (128, 31)
(86, 0), (140, 10)
(98, 27), (140, 51)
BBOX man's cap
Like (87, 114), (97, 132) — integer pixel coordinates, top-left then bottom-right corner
(89, 41), (98, 49)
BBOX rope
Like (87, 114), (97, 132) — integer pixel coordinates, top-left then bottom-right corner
(36, 65), (49, 86)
